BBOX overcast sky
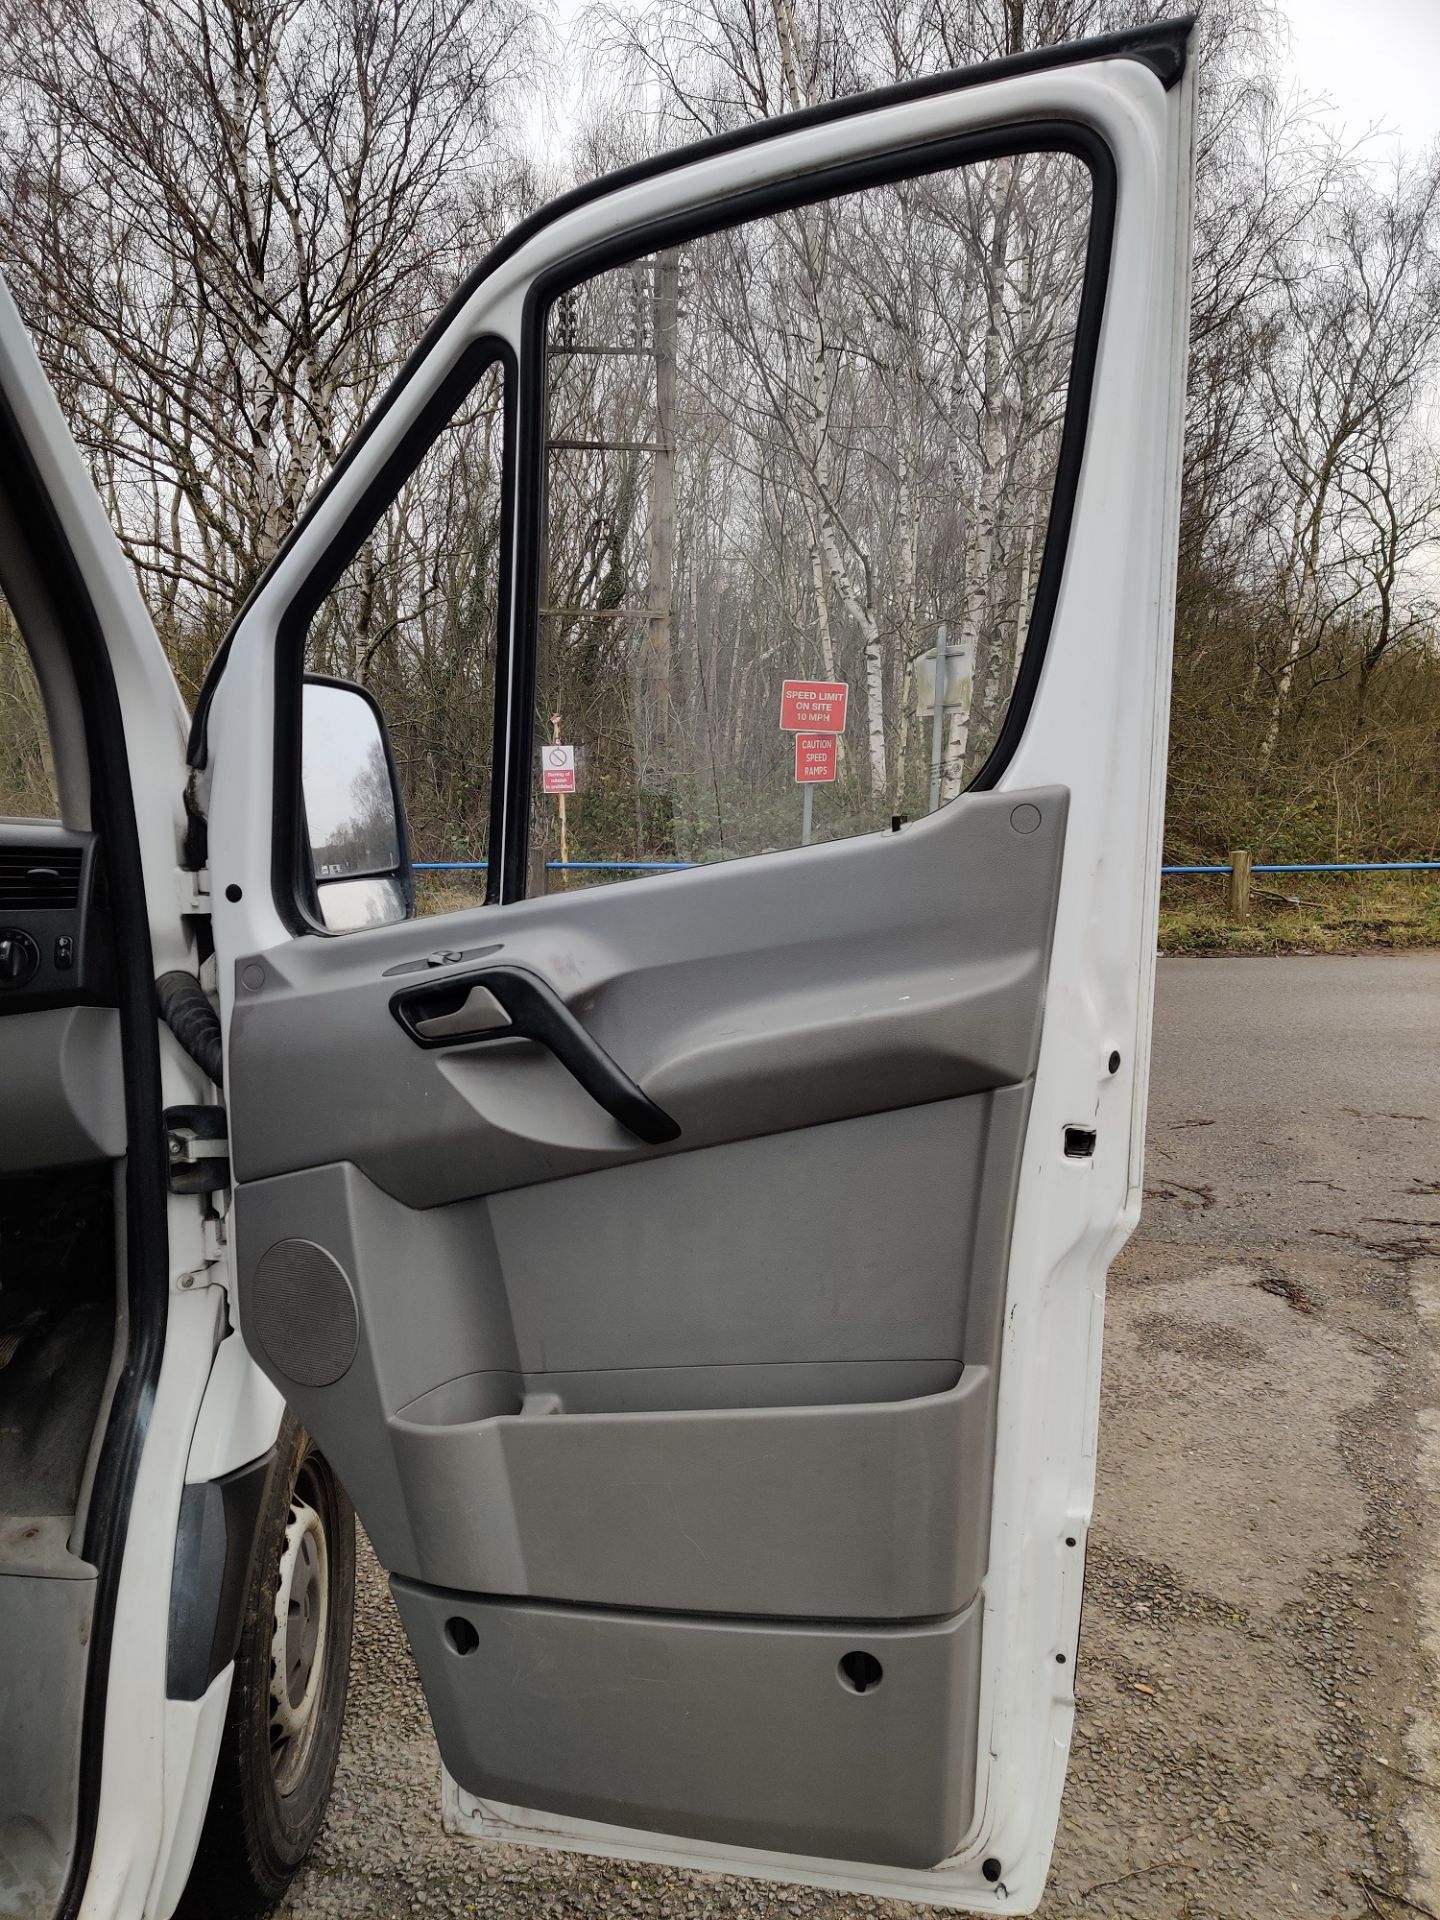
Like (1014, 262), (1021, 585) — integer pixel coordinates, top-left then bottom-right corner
(533, 3), (1440, 162)
(1283, 0), (1440, 154)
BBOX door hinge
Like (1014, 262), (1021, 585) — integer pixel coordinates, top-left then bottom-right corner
(166, 1104), (230, 1194)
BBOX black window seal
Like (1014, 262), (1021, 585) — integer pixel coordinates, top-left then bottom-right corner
(187, 13), (1190, 775)
(273, 121), (1115, 918)
(500, 119), (1115, 899)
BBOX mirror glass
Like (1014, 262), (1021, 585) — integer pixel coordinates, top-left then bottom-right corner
(302, 679), (406, 929)
(311, 872), (408, 931)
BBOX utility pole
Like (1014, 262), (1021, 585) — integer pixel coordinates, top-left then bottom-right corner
(643, 249), (680, 790)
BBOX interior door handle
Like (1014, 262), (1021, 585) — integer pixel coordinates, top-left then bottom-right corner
(393, 964), (681, 1147)
(411, 982), (513, 1041)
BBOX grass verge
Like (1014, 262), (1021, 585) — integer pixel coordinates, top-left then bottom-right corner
(1158, 871), (1440, 955)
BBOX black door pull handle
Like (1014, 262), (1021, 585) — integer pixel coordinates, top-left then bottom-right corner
(392, 964), (680, 1147)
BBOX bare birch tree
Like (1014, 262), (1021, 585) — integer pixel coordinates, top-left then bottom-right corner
(0, 0), (542, 693)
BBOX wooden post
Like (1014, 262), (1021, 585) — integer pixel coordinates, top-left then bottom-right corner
(1228, 848), (1252, 921)
(551, 711), (569, 877)
(928, 623), (948, 817)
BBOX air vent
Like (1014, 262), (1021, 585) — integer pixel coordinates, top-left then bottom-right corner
(0, 845), (83, 910)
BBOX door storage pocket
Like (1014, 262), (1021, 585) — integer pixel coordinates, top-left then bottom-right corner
(393, 1580), (983, 1870)
(387, 1367), (992, 1617)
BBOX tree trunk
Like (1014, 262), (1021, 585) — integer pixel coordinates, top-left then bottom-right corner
(951, 156), (1014, 796)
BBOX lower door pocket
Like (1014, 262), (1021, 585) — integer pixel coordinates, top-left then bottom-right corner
(392, 1580), (983, 1870)
(387, 1367), (992, 1618)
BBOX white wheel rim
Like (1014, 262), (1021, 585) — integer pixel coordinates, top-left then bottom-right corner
(269, 1492), (330, 1793)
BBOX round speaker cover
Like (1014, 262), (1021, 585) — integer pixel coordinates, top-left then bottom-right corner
(249, 1238), (359, 1387)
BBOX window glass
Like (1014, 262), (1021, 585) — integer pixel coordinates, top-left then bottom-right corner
(530, 149), (1091, 889)
(306, 360), (505, 915)
(0, 592), (59, 818)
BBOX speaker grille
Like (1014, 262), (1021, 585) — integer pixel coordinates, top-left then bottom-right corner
(249, 1239), (359, 1387)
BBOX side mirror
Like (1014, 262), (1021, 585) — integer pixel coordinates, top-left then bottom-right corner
(301, 676), (414, 931)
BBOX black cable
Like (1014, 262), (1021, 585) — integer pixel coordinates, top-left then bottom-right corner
(155, 970), (224, 1088)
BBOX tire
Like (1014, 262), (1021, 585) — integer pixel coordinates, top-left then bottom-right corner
(178, 1415), (355, 1918)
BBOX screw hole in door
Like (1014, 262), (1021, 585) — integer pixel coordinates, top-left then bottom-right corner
(838, 1650), (883, 1694)
(445, 1616), (480, 1655)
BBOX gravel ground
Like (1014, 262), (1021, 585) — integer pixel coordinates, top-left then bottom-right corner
(280, 954), (1440, 1920)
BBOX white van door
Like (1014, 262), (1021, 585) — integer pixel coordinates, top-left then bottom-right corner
(202, 22), (1195, 1911)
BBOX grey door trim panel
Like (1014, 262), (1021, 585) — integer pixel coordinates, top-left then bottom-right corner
(229, 786), (1066, 1209)
(392, 1580), (983, 1869)
(384, 1365), (993, 1617)
(228, 782), (1063, 1840)
(233, 1085), (1028, 1617)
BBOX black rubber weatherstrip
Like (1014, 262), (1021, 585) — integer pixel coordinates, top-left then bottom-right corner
(0, 394), (172, 1920)
(186, 12), (1191, 770)
(271, 117), (1115, 918)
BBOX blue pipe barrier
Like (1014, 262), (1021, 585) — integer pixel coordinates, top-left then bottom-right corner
(415, 858), (1440, 876)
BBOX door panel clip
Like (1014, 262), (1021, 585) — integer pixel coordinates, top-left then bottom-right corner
(175, 866), (212, 916)
(202, 1211), (229, 1263)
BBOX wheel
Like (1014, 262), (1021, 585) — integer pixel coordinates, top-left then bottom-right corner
(178, 1415), (355, 1917)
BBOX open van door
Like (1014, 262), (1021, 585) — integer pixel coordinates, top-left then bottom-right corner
(201, 21), (1195, 1911)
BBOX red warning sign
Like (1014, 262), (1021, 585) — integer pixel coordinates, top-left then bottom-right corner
(780, 679), (848, 733)
(794, 733), (837, 784)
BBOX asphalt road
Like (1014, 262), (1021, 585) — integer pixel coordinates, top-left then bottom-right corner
(281, 953), (1440, 1920)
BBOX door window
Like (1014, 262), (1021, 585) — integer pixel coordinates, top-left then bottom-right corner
(528, 147), (1093, 889)
(304, 358), (506, 915)
(0, 592), (59, 818)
